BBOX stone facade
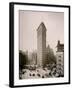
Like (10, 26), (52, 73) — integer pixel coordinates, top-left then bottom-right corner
(56, 40), (64, 76)
(37, 22), (46, 67)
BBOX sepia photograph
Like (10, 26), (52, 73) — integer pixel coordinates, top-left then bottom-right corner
(19, 10), (64, 79)
(9, 2), (70, 87)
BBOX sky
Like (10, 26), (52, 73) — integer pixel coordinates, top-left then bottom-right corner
(19, 10), (64, 54)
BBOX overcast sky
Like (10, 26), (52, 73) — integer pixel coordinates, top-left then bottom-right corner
(19, 10), (64, 54)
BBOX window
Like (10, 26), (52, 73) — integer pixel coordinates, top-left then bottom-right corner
(59, 64), (61, 66)
(59, 56), (61, 58)
(59, 59), (61, 62)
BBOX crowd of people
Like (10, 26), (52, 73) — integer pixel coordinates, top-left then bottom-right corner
(19, 64), (64, 79)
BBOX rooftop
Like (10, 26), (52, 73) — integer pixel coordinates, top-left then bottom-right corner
(37, 22), (47, 31)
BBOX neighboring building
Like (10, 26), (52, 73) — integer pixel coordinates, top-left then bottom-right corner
(56, 40), (64, 76)
(32, 51), (37, 65)
(28, 51), (37, 65)
(24, 50), (28, 57)
(28, 52), (33, 65)
(37, 22), (46, 67)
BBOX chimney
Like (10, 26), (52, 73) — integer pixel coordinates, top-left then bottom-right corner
(58, 40), (60, 46)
